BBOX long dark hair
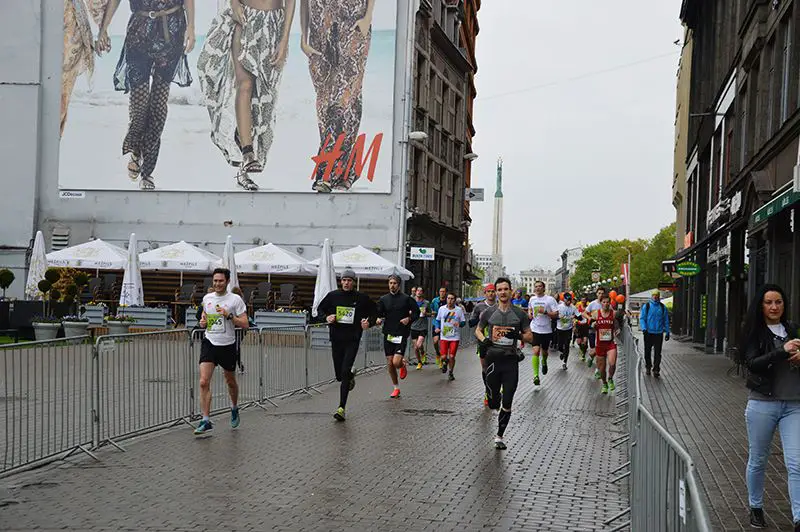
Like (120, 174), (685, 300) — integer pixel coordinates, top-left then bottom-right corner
(738, 283), (791, 361)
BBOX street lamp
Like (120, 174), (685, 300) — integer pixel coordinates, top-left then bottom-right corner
(464, 152), (479, 161)
(408, 131), (428, 141)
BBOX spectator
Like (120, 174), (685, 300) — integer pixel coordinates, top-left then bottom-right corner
(639, 290), (670, 377)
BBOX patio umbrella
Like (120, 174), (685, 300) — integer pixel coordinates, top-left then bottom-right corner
(139, 240), (222, 284)
(46, 238), (127, 270)
(119, 233), (144, 308)
(234, 242), (317, 281)
(25, 230), (47, 300)
(309, 245), (414, 281)
(222, 235), (239, 293)
(312, 238), (337, 318)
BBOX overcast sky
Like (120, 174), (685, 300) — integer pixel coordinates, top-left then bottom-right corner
(468, 1), (684, 274)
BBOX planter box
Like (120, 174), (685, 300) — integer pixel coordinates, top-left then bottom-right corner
(32, 323), (60, 341)
(81, 305), (106, 326)
(254, 311), (307, 329)
(62, 321), (89, 337)
(185, 307), (200, 329)
(118, 307), (169, 329)
(309, 325), (331, 349)
(107, 322), (132, 335)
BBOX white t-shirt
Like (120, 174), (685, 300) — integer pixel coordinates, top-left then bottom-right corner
(586, 300), (602, 326)
(202, 292), (247, 346)
(528, 295), (558, 334)
(436, 305), (466, 341)
(768, 323), (788, 338)
(556, 303), (580, 331)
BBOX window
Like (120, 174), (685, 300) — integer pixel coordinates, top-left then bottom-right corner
(766, 37), (776, 136)
(442, 168), (453, 225)
(431, 162), (440, 217)
(416, 150), (427, 210)
(781, 13), (793, 122)
(724, 110), (736, 186)
(739, 83), (748, 168)
(711, 129), (722, 203)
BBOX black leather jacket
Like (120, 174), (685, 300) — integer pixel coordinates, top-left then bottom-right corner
(743, 321), (799, 397)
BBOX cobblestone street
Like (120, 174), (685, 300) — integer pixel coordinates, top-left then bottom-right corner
(1, 345), (628, 531)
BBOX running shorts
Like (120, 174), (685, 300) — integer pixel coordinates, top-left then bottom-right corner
(595, 341), (616, 357)
(383, 335), (408, 357)
(410, 329), (427, 340)
(199, 339), (237, 372)
(575, 323), (590, 338)
(588, 329), (596, 348)
(531, 332), (553, 349)
(439, 340), (459, 357)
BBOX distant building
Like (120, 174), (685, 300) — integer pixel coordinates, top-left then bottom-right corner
(519, 269), (558, 295)
(555, 246), (583, 291)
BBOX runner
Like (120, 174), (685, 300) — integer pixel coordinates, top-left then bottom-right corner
(430, 287), (447, 368)
(469, 283), (497, 406)
(583, 286), (607, 378)
(574, 298), (591, 362)
(475, 277), (533, 450)
(590, 294), (619, 394)
(410, 287), (430, 370)
(194, 268), (249, 435)
(555, 293), (580, 370)
(527, 280), (559, 386)
(434, 293), (467, 381)
(317, 268), (375, 421)
(375, 275), (418, 398)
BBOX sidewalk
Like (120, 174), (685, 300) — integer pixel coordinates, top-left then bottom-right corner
(639, 338), (794, 531)
(1, 345), (628, 532)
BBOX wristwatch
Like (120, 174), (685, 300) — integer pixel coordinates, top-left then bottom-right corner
(227, 312), (235, 321)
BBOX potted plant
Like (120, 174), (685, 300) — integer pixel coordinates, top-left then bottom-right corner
(62, 314), (89, 337)
(105, 314), (136, 335)
(31, 315), (62, 341)
(0, 268), (14, 299)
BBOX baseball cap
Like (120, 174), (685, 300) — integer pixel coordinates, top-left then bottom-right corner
(341, 269), (357, 281)
(485, 283), (496, 291)
(651, 290), (660, 296)
(564, 293), (573, 301)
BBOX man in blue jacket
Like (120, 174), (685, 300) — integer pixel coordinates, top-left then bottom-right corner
(639, 290), (670, 378)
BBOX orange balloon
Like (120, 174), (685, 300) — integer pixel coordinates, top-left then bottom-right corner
(616, 294), (626, 304)
(609, 290), (618, 300)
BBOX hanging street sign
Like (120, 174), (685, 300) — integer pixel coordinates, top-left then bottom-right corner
(409, 247), (435, 261)
(676, 261), (702, 277)
(465, 188), (484, 202)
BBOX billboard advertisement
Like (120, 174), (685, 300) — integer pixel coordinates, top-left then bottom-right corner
(59, 0), (396, 194)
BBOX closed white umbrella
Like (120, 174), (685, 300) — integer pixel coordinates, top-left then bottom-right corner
(119, 233), (144, 308)
(25, 231), (48, 300)
(222, 235), (239, 293)
(312, 238), (337, 318)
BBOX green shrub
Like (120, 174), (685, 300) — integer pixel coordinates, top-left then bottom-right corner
(44, 268), (61, 284)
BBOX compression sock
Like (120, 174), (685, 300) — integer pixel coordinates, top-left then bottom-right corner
(498, 408), (511, 437)
(532, 354), (540, 377)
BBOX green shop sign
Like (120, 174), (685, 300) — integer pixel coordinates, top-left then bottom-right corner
(700, 294), (708, 328)
(676, 261), (701, 277)
(750, 187), (800, 227)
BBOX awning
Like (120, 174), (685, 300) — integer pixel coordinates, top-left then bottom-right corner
(750, 186), (800, 228)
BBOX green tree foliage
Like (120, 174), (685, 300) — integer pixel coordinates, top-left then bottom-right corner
(570, 223), (676, 295)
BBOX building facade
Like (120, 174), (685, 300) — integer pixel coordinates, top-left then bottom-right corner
(519, 269), (558, 296)
(555, 246), (583, 291)
(674, 0), (800, 354)
(405, 0), (480, 297)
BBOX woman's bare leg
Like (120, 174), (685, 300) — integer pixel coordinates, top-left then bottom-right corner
(231, 24), (255, 150)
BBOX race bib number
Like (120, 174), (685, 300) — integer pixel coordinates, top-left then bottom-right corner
(443, 325), (454, 338)
(534, 305), (545, 316)
(387, 334), (403, 345)
(559, 316), (569, 327)
(599, 329), (613, 341)
(206, 313), (225, 334)
(336, 306), (355, 324)
(492, 326), (514, 346)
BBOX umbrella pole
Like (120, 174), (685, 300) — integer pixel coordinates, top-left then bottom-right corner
(357, 277), (360, 290)
(180, 271), (183, 285)
(268, 273), (271, 283)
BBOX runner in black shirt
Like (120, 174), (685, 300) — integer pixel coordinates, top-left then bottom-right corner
(376, 274), (418, 398)
(317, 269), (375, 421)
(476, 277), (533, 450)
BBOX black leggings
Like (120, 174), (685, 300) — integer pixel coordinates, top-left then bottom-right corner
(556, 329), (572, 359)
(332, 339), (360, 408)
(484, 355), (518, 437)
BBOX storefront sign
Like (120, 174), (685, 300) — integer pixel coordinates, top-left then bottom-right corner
(409, 247), (435, 261)
(684, 232), (694, 248)
(730, 191), (742, 215)
(676, 261), (701, 277)
(750, 188), (800, 227)
(700, 294), (708, 328)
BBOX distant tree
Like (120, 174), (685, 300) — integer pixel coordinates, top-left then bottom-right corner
(0, 269), (14, 298)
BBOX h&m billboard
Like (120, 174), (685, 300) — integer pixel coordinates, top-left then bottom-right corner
(59, 0), (396, 194)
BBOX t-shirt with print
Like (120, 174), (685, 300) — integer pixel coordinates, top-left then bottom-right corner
(435, 305), (466, 341)
(478, 306), (531, 357)
(202, 292), (247, 346)
(528, 295), (558, 334)
(586, 299), (602, 327)
(556, 303), (580, 331)
(411, 298), (430, 331)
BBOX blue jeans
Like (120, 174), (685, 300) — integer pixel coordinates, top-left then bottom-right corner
(745, 399), (800, 521)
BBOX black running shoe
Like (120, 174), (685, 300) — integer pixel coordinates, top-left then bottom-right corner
(749, 508), (766, 528)
(441, 362), (448, 374)
(348, 372), (356, 391)
(494, 436), (507, 450)
(542, 361), (548, 375)
(448, 372), (455, 381)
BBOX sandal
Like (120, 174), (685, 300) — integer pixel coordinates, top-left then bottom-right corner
(127, 155), (142, 181)
(235, 172), (259, 191)
(312, 180), (331, 193)
(241, 151), (263, 173)
(139, 175), (155, 190)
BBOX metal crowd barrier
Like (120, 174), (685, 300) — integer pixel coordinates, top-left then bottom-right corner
(605, 325), (712, 532)
(0, 323), (391, 477)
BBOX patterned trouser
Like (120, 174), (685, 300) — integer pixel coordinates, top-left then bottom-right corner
(123, 78), (171, 178)
(307, 0), (371, 189)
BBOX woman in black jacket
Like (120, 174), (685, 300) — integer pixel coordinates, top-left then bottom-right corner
(739, 284), (800, 529)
